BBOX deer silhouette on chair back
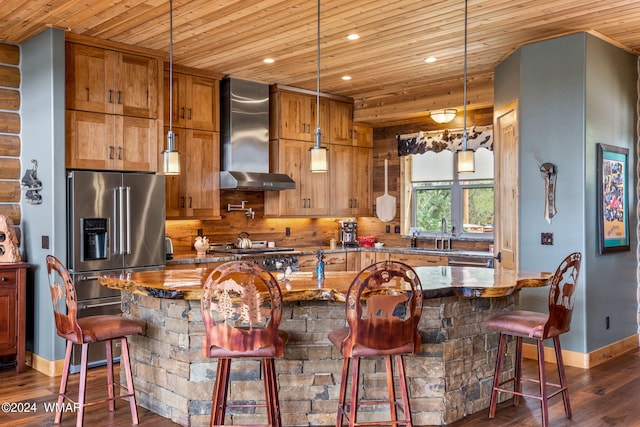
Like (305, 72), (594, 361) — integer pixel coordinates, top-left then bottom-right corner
(545, 252), (581, 338)
(343, 261), (423, 357)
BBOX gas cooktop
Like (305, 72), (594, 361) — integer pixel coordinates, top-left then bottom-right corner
(207, 240), (296, 255)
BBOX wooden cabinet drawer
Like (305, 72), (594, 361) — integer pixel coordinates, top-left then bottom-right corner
(388, 253), (447, 267)
(0, 270), (17, 285)
(298, 252), (347, 272)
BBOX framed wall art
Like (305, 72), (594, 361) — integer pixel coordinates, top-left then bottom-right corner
(597, 143), (630, 254)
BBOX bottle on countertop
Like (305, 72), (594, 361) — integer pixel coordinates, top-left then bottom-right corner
(315, 248), (325, 286)
(410, 231), (418, 248)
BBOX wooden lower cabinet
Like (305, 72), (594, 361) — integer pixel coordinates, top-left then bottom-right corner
(361, 251), (448, 268)
(0, 262), (28, 373)
(165, 128), (221, 219)
(165, 261), (225, 270)
(298, 252), (347, 272)
(360, 251), (389, 268)
(388, 252), (448, 267)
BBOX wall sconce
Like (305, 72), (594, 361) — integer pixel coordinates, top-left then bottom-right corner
(430, 109), (457, 124)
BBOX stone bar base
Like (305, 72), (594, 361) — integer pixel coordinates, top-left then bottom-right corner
(122, 291), (518, 426)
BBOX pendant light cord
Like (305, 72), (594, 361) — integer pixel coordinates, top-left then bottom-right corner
(169, 0), (174, 138)
(315, 0), (321, 145)
(462, 0), (468, 148)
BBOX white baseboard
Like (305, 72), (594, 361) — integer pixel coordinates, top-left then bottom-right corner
(522, 334), (638, 369)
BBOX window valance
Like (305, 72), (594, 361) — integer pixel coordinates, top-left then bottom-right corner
(397, 125), (493, 157)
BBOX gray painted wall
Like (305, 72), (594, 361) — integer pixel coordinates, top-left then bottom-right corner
(494, 32), (637, 354)
(584, 35), (637, 351)
(21, 28), (67, 361)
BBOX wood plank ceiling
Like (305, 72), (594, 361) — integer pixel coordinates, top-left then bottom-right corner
(1, 0), (639, 125)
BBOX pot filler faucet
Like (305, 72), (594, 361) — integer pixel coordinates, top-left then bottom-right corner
(435, 217), (451, 250)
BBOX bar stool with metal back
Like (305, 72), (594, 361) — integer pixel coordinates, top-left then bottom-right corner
(201, 260), (286, 427)
(46, 255), (142, 427)
(486, 252), (582, 427)
(328, 261), (423, 427)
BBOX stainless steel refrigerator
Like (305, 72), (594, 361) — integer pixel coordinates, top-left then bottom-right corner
(66, 170), (165, 371)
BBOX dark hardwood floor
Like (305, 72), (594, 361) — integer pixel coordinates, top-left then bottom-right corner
(0, 348), (638, 426)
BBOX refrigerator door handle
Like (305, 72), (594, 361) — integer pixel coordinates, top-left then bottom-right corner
(124, 186), (131, 255)
(116, 186), (126, 255)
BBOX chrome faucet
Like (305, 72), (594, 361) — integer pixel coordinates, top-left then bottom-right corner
(435, 218), (451, 250)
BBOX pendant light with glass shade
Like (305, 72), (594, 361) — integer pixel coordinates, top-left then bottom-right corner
(309, 0), (328, 173)
(457, 0), (475, 173)
(162, 0), (180, 175)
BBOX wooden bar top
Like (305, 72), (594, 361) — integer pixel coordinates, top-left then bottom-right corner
(98, 265), (551, 301)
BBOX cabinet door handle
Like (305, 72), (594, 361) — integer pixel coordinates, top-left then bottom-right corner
(188, 108), (192, 119)
(180, 107), (185, 119)
(180, 196), (185, 208)
(189, 196), (192, 208)
(108, 89), (113, 104)
(117, 90), (122, 105)
(0, 276), (6, 282)
(118, 146), (122, 160)
(109, 145), (114, 159)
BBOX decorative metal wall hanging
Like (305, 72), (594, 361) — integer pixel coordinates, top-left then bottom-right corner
(21, 159), (42, 205)
(540, 162), (557, 223)
(397, 125), (493, 157)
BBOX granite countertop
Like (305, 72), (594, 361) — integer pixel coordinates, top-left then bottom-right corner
(165, 247), (494, 267)
(99, 266), (551, 301)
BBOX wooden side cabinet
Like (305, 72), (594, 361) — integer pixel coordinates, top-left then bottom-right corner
(0, 262), (28, 373)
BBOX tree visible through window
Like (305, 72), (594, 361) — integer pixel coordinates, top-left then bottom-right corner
(410, 149), (494, 236)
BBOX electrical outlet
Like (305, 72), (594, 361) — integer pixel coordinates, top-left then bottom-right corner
(41, 235), (49, 249)
(541, 232), (553, 245)
(394, 225), (401, 234)
(285, 227), (291, 236)
(385, 225), (391, 233)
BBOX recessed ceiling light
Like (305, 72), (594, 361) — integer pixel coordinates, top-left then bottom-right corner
(342, 75), (352, 81)
(424, 56), (437, 63)
(347, 34), (360, 40)
(263, 58), (275, 64)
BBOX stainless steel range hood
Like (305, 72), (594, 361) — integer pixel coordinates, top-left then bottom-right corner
(220, 77), (296, 190)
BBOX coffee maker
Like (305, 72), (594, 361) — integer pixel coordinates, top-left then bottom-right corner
(339, 219), (358, 247)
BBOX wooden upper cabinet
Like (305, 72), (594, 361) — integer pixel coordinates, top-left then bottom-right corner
(329, 100), (353, 145)
(164, 71), (219, 131)
(265, 139), (329, 217)
(66, 111), (158, 172)
(352, 122), (373, 148)
(275, 91), (328, 142)
(66, 42), (159, 118)
(164, 127), (221, 219)
(351, 146), (373, 215)
(330, 145), (372, 216)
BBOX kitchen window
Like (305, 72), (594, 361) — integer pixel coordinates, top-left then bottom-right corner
(404, 148), (494, 237)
